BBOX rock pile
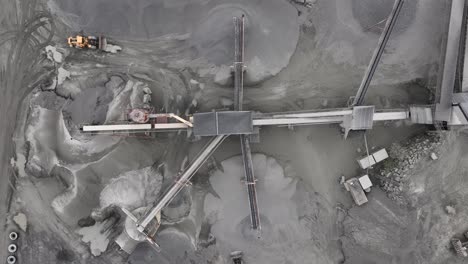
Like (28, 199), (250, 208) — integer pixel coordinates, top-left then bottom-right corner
(376, 133), (444, 205)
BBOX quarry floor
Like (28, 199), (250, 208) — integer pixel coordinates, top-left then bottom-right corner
(1, 0), (467, 263)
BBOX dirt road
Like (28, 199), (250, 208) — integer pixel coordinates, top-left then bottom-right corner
(0, 0), (55, 261)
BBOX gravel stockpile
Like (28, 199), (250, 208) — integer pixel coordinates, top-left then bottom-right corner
(377, 132), (444, 205)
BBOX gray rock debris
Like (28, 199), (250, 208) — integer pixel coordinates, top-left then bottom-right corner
(376, 133), (443, 205)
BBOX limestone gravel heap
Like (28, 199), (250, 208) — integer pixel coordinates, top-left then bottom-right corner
(376, 132), (444, 205)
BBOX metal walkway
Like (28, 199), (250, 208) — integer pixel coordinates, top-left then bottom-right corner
(252, 108), (409, 126)
(240, 135), (260, 230)
(234, 15), (261, 231)
(80, 108), (410, 133)
(234, 15), (245, 111)
(81, 123), (188, 132)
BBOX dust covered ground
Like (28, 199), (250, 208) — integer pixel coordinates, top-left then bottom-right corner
(1, 0), (466, 263)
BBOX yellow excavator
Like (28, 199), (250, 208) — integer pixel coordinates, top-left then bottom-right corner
(67, 35), (106, 50)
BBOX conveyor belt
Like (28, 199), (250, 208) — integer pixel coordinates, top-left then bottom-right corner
(352, 0), (404, 106)
(234, 15), (245, 111)
(240, 135), (260, 230)
(234, 15), (261, 231)
(81, 109), (410, 132)
(435, 0), (465, 121)
(137, 135), (227, 232)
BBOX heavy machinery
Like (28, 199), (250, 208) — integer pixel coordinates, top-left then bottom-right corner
(452, 231), (468, 257)
(127, 108), (193, 127)
(230, 251), (243, 264)
(115, 207), (162, 253)
(67, 35), (106, 50)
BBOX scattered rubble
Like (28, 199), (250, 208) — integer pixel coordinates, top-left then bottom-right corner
(376, 133), (444, 205)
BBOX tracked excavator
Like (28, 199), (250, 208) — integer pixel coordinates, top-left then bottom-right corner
(67, 35), (106, 50)
(452, 231), (468, 257)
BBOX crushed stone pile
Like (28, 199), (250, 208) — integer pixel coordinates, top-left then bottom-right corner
(99, 166), (163, 211)
(375, 132), (444, 205)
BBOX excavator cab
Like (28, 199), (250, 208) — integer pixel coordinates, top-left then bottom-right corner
(67, 35), (102, 49)
(67, 35), (89, 48)
(67, 36), (76, 47)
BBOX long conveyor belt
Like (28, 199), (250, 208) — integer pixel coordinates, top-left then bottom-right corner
(352, 0), (404, 106)
(137, 135), (227, 232)
(234, 15), (261, 231)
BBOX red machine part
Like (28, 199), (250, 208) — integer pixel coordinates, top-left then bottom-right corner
(128, 109), (150, 124)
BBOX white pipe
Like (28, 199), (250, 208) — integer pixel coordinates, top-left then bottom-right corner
(373, 111), (408, 121)
(253, 117), (344, 126)
(82, 123), (188, 132)
(269, 110), (352, 118)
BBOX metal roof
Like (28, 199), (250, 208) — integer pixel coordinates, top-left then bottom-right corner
(192, 111), (253, 136)
(350, 106), (375, 130)
(409, 106), (433, 124)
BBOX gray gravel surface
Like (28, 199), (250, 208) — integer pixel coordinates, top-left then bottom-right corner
(1, 0), (458, 263)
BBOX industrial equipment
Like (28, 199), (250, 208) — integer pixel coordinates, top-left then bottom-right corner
(82, 12), (413, 254)
(230, 251), (244, 264)
(357, 148), (389, 169)
(126, 108), (193, 127)
(116, 207), (162, 254)
(127, 109), (151, 124)
(135, 135), (226, 240)
(351, 0), (404, 107)
(344, 175), (373, 206)
(452, 231), (468, 257)
(67, 35), (106, 50)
